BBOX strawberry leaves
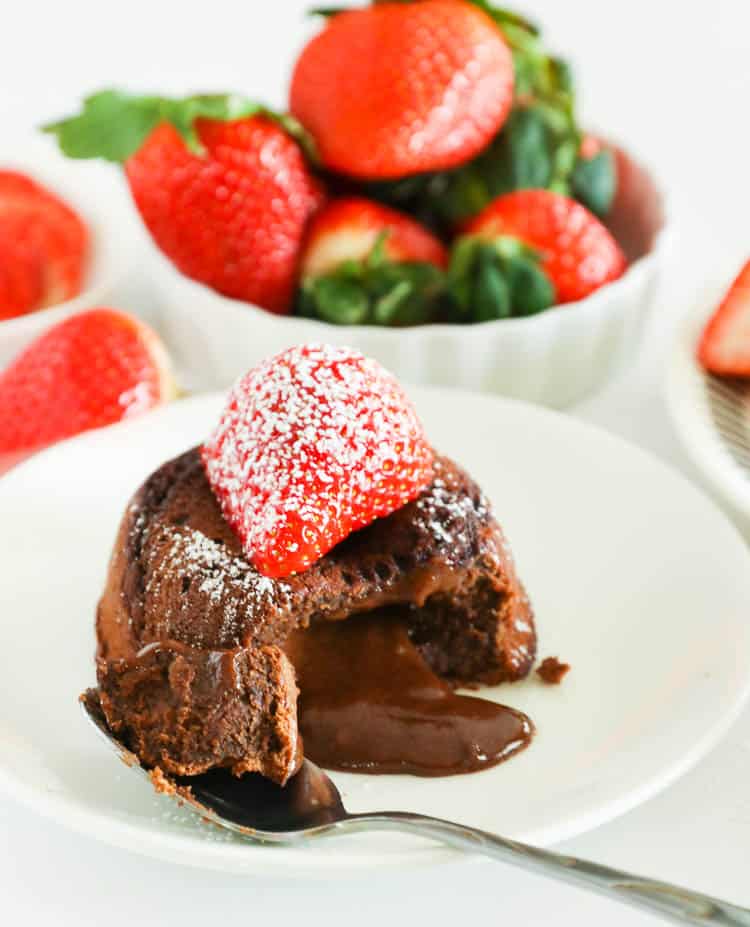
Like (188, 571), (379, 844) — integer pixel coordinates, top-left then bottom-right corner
(571, 148), (617, 218)
(308, 5), (348, 14)
(298, 233), (445, 326)
(476, 3), (571, 107)
(44, 90), (317, 162)
(447, 236), (555, 322)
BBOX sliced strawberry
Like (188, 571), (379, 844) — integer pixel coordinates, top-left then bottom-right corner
(290, 1), (514, 179)
(202, 344), (435, 578)
(0, 170), (89, 318)
(298, 198), (448, 326)
(697, 261), (750, 377)
(0, 308), (176, 474)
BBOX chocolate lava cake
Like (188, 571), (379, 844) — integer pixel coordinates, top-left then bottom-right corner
(95, 447), (536, 785)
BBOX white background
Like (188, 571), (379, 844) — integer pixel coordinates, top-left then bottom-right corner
(3, 1), (750, 924)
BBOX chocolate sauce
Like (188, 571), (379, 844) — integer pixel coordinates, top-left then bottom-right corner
(285, 612), (533, 777)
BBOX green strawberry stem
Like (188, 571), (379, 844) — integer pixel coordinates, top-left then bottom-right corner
(308, 5), (348, 14)
(447, 235), (555, 322)
(571, 148), (617, 218)
(43, 89), (317, 162)
(302, 277), (371, 324)
(298, 233), (446, 327)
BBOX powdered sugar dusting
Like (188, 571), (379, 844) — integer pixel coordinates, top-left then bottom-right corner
(202, 344), (434, 577)
(413, 475), (481, 557)
(143, 525), (288, 647)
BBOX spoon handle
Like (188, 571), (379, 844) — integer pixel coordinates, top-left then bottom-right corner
(344, 813), (750, 925)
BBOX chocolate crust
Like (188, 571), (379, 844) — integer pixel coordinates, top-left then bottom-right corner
(95, 448), (536, 783)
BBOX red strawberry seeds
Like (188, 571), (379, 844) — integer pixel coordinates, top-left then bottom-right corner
(0, 307), (174, 472)
(202, 344), (435, 578)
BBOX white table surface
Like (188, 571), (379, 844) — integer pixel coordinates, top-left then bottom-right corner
(3, 1), (750, 923)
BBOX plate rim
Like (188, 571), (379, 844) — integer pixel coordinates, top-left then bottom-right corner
(665, 286), (750, 519)
(2, 387), (750, 875)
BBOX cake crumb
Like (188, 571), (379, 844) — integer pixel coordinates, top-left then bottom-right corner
(149, 766), (177, 795)
(536, 657), (570, 685)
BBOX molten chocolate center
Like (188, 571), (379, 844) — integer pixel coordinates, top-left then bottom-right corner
(284, 611), (533, 777)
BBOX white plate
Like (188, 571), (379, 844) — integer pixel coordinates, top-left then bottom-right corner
(666, 280), (750, 520)
(1, 388), (749, 876)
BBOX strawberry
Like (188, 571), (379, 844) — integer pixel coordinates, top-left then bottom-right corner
(202, 344), (435, 578)
(0, 171), (43, 198)
(447, 189), (626, 321)
(356, 6), (617, 227)
(45, 92), (324, 314)
(302, 198), (448, 277)
(290, 1), (514, 180)
(298, 198), (448, 326)
(0, 170), (89, 319)
(466, 189), (626, 301)
(697, 260), (750, 377)
(0, 307), (175, 474)
(0, 230), (45, 320)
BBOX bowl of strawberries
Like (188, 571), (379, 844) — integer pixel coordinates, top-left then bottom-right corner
(48, 0), (668, 407)
(0, 138), (137, 368)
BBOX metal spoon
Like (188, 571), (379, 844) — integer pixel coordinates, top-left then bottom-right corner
(82, 694), (750, 925)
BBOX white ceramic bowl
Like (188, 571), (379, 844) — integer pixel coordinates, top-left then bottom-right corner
(153, 142), (670, 406)
(0, 136), (138, 368)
